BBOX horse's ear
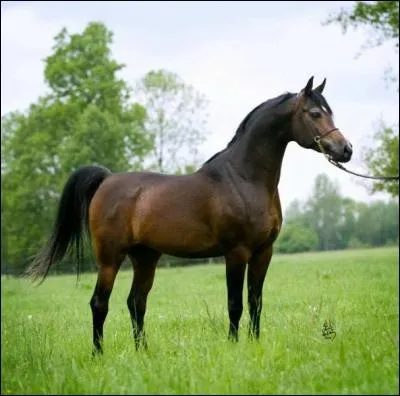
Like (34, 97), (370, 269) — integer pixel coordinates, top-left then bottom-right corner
(315, 78), (326, 94)
(303, 76), (314, 96)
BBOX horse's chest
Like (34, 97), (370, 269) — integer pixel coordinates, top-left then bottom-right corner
(260, 207), (282, 245)
(221, 195), (281, 247)
(249, 201), (281, 243)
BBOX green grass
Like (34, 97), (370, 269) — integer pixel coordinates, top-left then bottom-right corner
(1, 247), (399, 395)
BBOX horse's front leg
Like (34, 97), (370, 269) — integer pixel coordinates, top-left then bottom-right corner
(225, 248), (248, 341)
(247, 245), (273, 339)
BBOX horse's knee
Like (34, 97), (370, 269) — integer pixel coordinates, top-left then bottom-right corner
(90, 294), (109, 318)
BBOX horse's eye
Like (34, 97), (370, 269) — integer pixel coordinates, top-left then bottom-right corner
(309, 110), (322, 119)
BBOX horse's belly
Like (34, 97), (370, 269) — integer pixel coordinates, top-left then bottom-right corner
(155, 245), (225, 259)
(133, 209), (221, 257)
(140, 232), (224, 258)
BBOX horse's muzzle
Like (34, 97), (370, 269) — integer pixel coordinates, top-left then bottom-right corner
(323, 139), (353, 163)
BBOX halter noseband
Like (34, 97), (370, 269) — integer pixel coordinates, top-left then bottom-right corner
(311, 127), (339, 149)
(293, 93), (338, 149)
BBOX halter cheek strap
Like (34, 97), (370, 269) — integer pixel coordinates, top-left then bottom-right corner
(293, 94), (338, 148)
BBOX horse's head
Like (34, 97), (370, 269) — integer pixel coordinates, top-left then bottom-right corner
(291, 76), (352, 163)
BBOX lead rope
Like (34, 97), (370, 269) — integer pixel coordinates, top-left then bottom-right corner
(314, 136), (399, 181)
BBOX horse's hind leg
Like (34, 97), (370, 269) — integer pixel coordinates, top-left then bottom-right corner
(127, 246), (161, 350)
(90, 244), (124, 355)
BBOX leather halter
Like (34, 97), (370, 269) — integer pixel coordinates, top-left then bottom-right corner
(293, 93), (399, 181)
(311, 127), (339, 148)
(293, 93), (338, 149)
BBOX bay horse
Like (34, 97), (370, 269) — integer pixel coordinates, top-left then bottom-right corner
(28, 76), (353, 355)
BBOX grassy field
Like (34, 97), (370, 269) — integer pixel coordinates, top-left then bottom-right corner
(1, 247), (398, 395)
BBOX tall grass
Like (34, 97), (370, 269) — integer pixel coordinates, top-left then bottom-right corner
(1, 247), (398, 394)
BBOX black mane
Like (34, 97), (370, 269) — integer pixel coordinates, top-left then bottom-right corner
(203, 92), (295, 165)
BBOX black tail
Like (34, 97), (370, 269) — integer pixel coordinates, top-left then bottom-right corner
(26, 165), (112, 284)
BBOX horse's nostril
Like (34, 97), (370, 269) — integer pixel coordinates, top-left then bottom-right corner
(344, 144), (353, 158)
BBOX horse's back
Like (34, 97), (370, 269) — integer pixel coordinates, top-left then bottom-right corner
(89, 170), (222, 256)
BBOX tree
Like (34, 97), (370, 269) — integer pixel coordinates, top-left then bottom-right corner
(324, 1), (399, 197)
(59, 103), (148, 173)
(325, 1), (398, 45)
(363, 122), (399, 197)
(44, 23), (130, 112)
(43, 22), (152, 174)
(355, 201), (399, 246)
(284, 199), (307, 226)
(1, 22), (151, 273)
(324, 1), (399, 86)
(135, 69), (209, 174)
(275, 223), (318, 254)
(1, 103), (61, 271)
(303, 174), (344, 251)
(337, 197), (358, 249)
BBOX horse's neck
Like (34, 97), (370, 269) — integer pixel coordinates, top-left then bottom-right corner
(227, 125), (289, 192)
(201, 103), (293, 192)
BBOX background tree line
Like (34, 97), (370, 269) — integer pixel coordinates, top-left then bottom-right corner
(274, 173), (398, 254)
(1, 2), (398, 274)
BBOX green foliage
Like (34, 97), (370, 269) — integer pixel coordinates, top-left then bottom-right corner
(1, 22), (151, 271)
(282, 173), (399, 252)
(284, 199), (305, 223)
(59, 104), (149, 173)
(1, 102), (68, 268)
(44, 23), (129, 112)
(364, 122), (399, 197)
(275, 223), (318, 254)
(135, 69), (209, 173)
(324, 2), (399, 199)
(355, 200), (399, 246)
(303, 174), (344, 250)
(324, 1), (399, 52)
(347, 237), (370, 249)
(1, 248), (398, 394)
(174, 163), (198, 175)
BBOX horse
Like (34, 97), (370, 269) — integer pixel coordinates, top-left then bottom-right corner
(28, 76), (353, 355)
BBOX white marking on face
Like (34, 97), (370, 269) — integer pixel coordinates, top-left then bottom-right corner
(321, 105), (328, 113)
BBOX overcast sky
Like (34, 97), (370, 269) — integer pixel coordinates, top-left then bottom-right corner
(1, 1), (398, 212)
